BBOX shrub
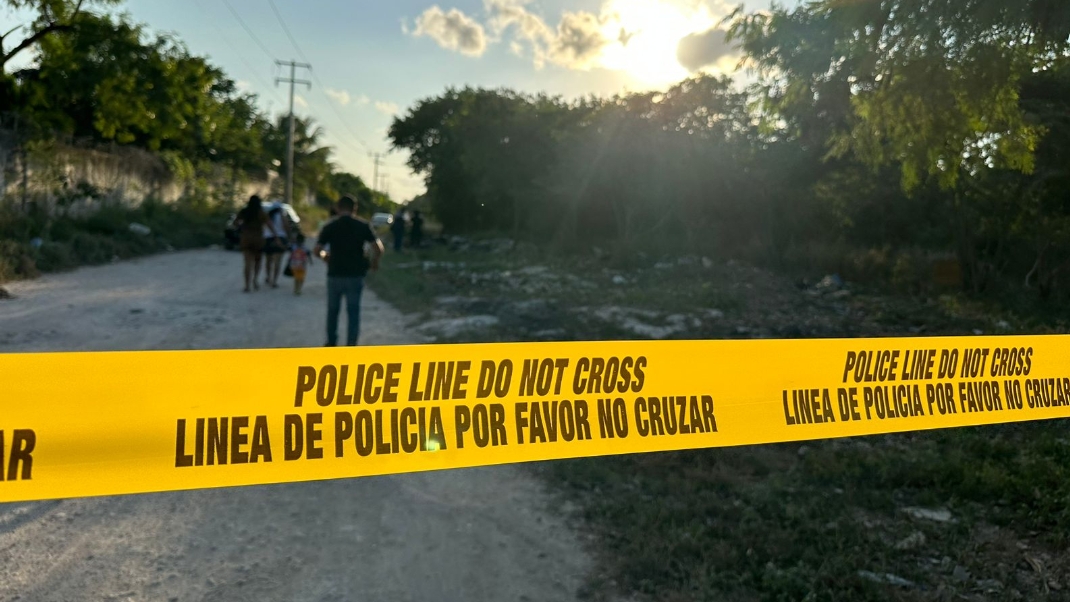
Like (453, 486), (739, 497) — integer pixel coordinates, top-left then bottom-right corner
(0, 239), (38, 280)
(34, 242), (77, 273)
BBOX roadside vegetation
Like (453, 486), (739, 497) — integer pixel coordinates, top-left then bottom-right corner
(372, 238), (1070, 601)
(0, 0), (397, 284)
(0, 197), (227, 281)
(377, 9), (1070, 595)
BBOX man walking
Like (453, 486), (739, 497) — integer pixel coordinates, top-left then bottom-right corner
(314, 196), (383, 346)
(390, 209), (406, 252)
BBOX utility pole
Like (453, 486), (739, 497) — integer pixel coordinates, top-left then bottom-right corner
(368, 152), (383, 192)
(276, 59), (311, 206)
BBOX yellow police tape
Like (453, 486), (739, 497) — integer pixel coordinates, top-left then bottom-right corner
(2, 335), (1069, 502)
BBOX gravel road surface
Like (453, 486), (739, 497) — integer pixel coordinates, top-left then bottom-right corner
(0, 249), (590, 602)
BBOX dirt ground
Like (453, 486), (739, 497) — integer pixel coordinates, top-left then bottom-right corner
(0, 249), (591, 602)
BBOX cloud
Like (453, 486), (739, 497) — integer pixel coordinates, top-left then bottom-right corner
(375, 101), (400, 115)
(325, 87), (351, 106)
(411, 6), (487, 57)
(356, 94), (371, 106)
(407, 0), (736, 80)
(550, 11), (610, 69)
(294, 95), (309, 109)
(485, 0), (611, 70)
(676, 26), (735, 72)
(235, 80), (253, 92)
(487, 0), (553, 43)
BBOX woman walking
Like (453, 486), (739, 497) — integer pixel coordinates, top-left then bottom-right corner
(264, 202), (291, 288)
(234, 195), (278, 292)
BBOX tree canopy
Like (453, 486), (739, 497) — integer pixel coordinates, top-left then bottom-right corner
(2, 3), (393, 211)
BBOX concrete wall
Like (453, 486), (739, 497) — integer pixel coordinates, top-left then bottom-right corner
(0, 136), (274, 211)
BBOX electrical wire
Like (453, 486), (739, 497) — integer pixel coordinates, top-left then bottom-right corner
(266, 0), (376, 153)
(191, 0), (286, 106)
(220, 0), (277, 61)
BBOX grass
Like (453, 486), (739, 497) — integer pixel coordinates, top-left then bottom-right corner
(544, 424), (1070, 601)
(368, 234), (1070, 601)
(372, 239), (744, 324)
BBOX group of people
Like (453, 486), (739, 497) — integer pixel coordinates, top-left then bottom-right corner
(389, 209), (424, 252)
(233, 195), (307, 294)
(233, 194), (384, 346)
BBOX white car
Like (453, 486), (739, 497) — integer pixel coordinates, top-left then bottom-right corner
(371, 212), (394, 228)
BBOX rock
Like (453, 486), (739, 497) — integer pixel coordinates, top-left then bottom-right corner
(701, 256), (713, 269)
(29, 237), (43, 249)
(489, 238), (516, 252)
(587, 306), (682, 339)
(705, 309), (725, 319)
(612, 275), (627, 285)
(434, 295), (467, 305)
(531, 328), (566, 340)
(858, 570), (915, 587)
(952, 565), (971, 583)
(815, 274), (844, 291)
(894, 531), (926, 550)
(128, 222), (151, 236)
(831, 289), (851, 299)
(592, 246), (607, 259)
(677, 255), (698, 266)
(512, 298), (551, 314)
(976, 578), (1004, 593)
(516, 265), (550, 276)
(901, 506), (955, 523)
(0, 287), (12, 300)
(130, 308), (145, 314)
(417, 315), (499, 338)
(653, 262), (674, 269)
(972, 328), (984, 335)
(996, 320), (1012, 331)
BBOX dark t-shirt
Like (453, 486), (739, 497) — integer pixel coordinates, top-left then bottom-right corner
(237, 206), (267, 234)
(316, 215), (378, 277)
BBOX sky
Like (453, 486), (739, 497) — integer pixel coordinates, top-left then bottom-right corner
(2, 0), (781, 201)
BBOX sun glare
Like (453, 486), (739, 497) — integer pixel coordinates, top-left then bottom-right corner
(598, 0), (721, 87)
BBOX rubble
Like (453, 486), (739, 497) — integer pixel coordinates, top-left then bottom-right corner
(417, 315), (500, 339)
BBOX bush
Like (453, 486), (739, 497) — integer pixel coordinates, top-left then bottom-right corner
(0, 197), (230, 283)
(0, 239), (39, 280)
(34, 242), (77, 272)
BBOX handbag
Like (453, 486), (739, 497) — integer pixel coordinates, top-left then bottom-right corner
(283, 253), (294, 278)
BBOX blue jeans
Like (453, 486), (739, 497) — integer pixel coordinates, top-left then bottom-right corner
(326, 277), (364, 346)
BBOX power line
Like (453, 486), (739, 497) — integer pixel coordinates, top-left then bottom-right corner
(191, 0), (285, 106)
(220, 0), (277, 61)
(212, 0), (373, 181)
(267, 0), (311, 64)
(266, 0), (375, 154)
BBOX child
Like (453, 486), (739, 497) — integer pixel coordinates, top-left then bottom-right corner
(288, 233), (312, 295)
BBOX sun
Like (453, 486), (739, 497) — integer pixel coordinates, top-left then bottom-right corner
(597, 0), (721, 88)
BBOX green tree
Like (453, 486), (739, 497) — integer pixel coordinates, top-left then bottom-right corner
(726, 0), (1070, 191)
(264, 115), (335, 204)
(0, 0), (119, 72)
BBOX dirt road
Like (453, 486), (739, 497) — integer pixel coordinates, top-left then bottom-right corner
(0, 249), (590, 602)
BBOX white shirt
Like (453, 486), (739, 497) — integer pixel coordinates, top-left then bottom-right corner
(263, 211), (285, 238)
